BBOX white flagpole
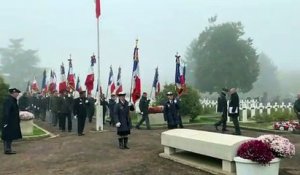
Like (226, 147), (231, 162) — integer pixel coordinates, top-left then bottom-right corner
(95, 18), (103, 131)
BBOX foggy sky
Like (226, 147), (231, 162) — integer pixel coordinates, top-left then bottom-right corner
(1, 0), (299, 93)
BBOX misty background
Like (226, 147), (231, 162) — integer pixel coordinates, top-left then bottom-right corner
(0, 0), (299, 99)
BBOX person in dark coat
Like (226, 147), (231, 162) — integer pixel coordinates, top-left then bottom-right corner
(228, 88), (241, 135)
(108, 93), (117, 126)
(18, 92), (30, 111)
(49, 90), (60, 127)
(86, 94), (96, 123)
(73, 90), (89, 136)
(135, 92), (151, 130)
(214, 88), (228, 132)
(114, 91), (134, 149)
(1, 88), (22, 154)
(163, 91), (180, 129)
(293, 93), (300, 122)
(57, 90), (73, 132)
(100, 94), (108, 124)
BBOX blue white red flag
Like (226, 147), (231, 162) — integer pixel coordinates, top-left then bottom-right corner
(152, 67), (160, 98)
(67, 58), (75, 91)
(115, 67), (123, 95)
(175, 53), (186, 96)
(131, 42), (141, 104)
(76, 76), (82, 92)
(48, 70), (57, 93)
(59, 63), (67, 93)
(108, 66), (116, 94)
(85, 55), (96, 95)
(31, 77), (39, 93)
(41, 69), (47, 93)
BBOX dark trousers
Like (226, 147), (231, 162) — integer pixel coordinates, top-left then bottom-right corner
(77, 115), (86, 134)
(230, 115), (241, 135)
(167, 124), (177, 129)
(136, 114), (150, 129)
(3, 140), (12, 153)
(215, 113), (227, 130)
(178, 115), (184, 128)
(52, 112), (58, 127)
(60, 113), (72, 131)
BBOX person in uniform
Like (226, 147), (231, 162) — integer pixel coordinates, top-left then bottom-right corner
(163, 91), (180, 129)
(49, 90), (60, 127)
(108, 93), (117, 126)
(100, 94), (109, 124)
(114, 91), (134, 149)
(58, 90), (73, 132)
(228, 88), (241, 135)
(73, 90), (89, 136)
(214, 88), (229, 132)
(86, 94), (96, 123)
(18, 92), (30, 111)
(1, 88), (22, 154)
(135, 92), (151, 130)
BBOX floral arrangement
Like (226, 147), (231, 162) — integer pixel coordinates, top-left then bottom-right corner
(273, 120), (300, 131)
(19, 111), (35, 121)
(258, 134), (295, 158)
(148, 106), (164, 114)
(237, 140), (274, 165)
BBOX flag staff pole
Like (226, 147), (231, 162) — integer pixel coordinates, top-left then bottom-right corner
(96, 16), (103, 131)
(149, 67), (156, 100)
(129, 39), (138, 103)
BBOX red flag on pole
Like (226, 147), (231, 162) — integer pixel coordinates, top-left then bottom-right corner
(95, 0), (101, 19)
(85, 55), (96, 95)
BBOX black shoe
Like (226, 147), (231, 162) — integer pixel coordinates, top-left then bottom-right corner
(118, 138), (124, 149)
(78, 133), (85, 136)
(5, 151), (16, 155)
(124, 137), (129, 149)
(214, 124), (219, 131)
(232, 132), (241, 135)
(222, 129), (229, 132)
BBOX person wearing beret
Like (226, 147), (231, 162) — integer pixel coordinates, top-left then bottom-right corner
(113, 92), (135, 149)
(214, 88), (229, 132)
(73, 90), (89, 136)
(163, 91), (181, 129)
(1, 88), (22, 154)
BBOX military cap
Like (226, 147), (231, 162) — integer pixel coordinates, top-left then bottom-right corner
(117, 91), (126, 96)
(8, 88), (21, 94)
(166, 91), (173, 96)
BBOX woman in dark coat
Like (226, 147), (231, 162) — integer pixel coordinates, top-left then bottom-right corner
(1, 88), (22, 154)
(114, 92), (134, 149)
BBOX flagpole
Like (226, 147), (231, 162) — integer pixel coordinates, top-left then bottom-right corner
(96, 18), (103, 131)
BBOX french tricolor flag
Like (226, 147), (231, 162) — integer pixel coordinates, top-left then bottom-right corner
(48, 70), (57, 93)
(108, 66), (116, 94)
(67, 58), (75, 91)
(175, 53), (186, 96)
(85, 55), (96, 95)
(152, 67), (160, 98)
(131, 42), (141, 104)
(59, 63), (67, 93)
(115, 66), (123, 95)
